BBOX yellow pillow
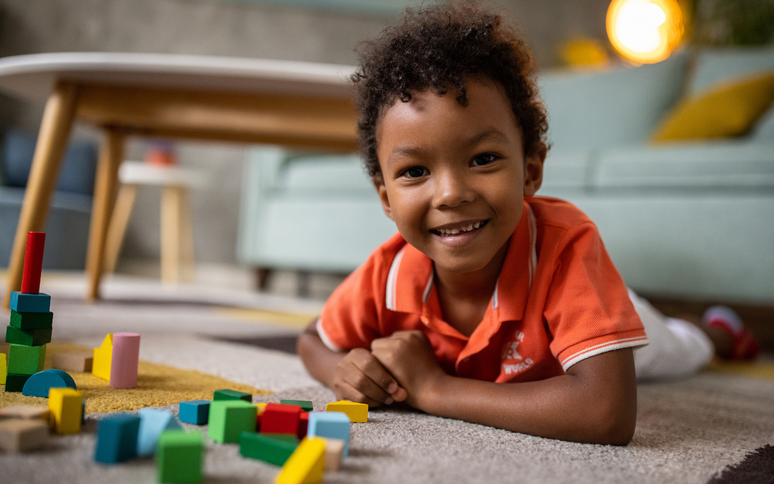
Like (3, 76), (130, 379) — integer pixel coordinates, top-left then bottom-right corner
(651, 72), (774, 143)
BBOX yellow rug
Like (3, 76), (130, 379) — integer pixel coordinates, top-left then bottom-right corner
(0, 342), (271, 414)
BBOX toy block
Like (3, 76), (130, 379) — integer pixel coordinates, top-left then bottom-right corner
(93, 334), (113, 381)
(319, 437), (345, 472)
(137, 408), (181, 456)
(22, 369), (77, 397)
(213, 388), (252, 402)
(261, 403), (303, 435)
(281, 400), (313, 412)
(207, 400), (257, 443)
(239, 431), (298, 466)
(48, 387), (83, 434)
(9, 292), (51, 313)
(110, 332), (140, 389)
(6, 325), (52, 346)
(298, 412), (309, 439)
(0, 353), (5, 385)
(0, 405), (50, 421)
(21, 231), (46, 295)
(8, 344), (46, 375)
(94, 413), (141, 464)
(53, 352), (93, 372)
(0, 418), (49, 453)
(307, 411), (351, 457)
(157, 430), (204, 484)
(4, 373), (31, 392)
(179, 400), (210, 425)
(10, 310), (53, 330)
(276, 437), (326, 484)
(325, 400), (368, 422)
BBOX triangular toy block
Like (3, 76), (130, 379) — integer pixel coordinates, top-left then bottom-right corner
(53, 352), (93, 372)
(0, 405), (50, 421)
(48, 387), (84, 434)
(276, 437), (326, 484)
(208, 400), (257, 443)
(22, 369), (77, 397)
(4, 373), (31, 392)
(95, 413), (141, 464)
(137, 408), (181, 456)
(280, 400), (313, 412)
(157, 430), (204, 484)
(8, 344), (46, 375)
(0, 418), (49, 453)
(9, 292), (51, 313)
(179, 400), (210, 425)
(93, 334), (113, 381)
(261, 403), (303, 435)
(110, 332), (140, 389)
(6, 325), (52, 346)
(213, 389), (252, 402)
(239, 431), (298, 466)
(325, 400), (368, 422)
(307, 411), (351, 457)
(10, 310), (53, 330)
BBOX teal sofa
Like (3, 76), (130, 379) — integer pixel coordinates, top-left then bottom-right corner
(237, 46), (774, 305)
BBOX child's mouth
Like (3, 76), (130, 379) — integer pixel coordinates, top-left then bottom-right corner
(430, 220), (488, 237)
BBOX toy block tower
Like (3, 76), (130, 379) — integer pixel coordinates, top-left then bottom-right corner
(5, 232), (53, 393)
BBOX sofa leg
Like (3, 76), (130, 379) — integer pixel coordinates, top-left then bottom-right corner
(255, 267), (273, 291)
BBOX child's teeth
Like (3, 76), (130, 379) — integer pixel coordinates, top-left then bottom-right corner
(439, 222), (483, 235)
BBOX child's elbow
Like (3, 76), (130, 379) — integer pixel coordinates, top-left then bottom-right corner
(587, 403), (637, 446)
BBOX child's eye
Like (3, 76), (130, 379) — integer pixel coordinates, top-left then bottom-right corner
(471, 153), (498, 166)
(401, 166), (429, 179)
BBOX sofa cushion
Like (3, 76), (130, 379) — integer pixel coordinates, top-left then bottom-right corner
(689, 45), (774, 96)
(277, 153), (373, 195)
(538, 52), (687, 150)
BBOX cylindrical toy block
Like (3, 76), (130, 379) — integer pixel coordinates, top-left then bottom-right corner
(109, 333), (140, 389)
(21, 232), (46, 295)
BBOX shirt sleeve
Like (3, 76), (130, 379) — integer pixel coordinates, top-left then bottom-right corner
(543, 221), (649, 371)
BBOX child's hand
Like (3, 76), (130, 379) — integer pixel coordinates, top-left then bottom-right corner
(371, 330), (446, 408)
(332, 348), (408, 407)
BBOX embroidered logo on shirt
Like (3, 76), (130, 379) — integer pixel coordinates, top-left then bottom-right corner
(501, 330), (534, 376)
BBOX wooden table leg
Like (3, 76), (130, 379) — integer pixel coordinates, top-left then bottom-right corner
(85, 128), (125, 301)
(2, 83), (78, 308)
(103, 183), (138, 275)
(161, 185), (183, 285)
(178, 188), (196, 283)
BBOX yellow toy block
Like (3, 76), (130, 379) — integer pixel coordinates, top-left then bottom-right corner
(1, 353), (6, 385)
(255, 402), (268, 415)
(276, 437), (325, 484)
(325, 400), (368, 422)
(92, 334), (113, 381)
(48, 388), (83, 435)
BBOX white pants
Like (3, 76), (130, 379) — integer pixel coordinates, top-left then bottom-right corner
(629, 289), (714, 381)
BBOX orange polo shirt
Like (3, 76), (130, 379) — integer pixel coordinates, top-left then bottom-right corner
(318, 197), (648, 383)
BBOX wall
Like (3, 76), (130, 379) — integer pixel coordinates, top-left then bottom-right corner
(0, 0), (611, 266)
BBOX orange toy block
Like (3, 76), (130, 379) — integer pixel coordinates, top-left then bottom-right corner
(48, 388), (84, 434)
(0, 418), (49, 453)
(93, 334), (113, 381)
(53, 352), (93, 373)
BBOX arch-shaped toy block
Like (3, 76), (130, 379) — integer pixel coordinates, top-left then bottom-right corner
(22, 369), (77, 397)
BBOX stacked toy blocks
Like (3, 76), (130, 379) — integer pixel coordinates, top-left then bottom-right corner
(5, 232), (53, 393)
(92, 332), (141, 388)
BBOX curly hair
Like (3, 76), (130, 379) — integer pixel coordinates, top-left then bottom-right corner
(351, 1), (548, 182)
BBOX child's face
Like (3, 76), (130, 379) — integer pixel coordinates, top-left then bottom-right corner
(375, 78), (544, 276)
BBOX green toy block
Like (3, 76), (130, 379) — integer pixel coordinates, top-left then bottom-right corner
(280, 400), (314, 412)
(213, 389), (252, 402)
(8, 344), (46, 375)
(156, 430), (203, 484)
(208, 400), (257, 443)
(239, 431), (299, 466)
(10, 310), (54, 330)
(4, 373), (32, 392)
(6, 326), (52, 346)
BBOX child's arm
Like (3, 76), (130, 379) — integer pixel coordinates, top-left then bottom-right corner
(297, 321), (407, 406)
(371, 330), (638, 445)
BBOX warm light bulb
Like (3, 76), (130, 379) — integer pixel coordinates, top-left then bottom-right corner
(607, 0), (683, 63)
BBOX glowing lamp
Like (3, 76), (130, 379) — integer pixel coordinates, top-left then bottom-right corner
(607, 0), (684, 64)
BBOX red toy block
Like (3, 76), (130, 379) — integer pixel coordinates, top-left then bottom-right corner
(298, 412), (309, 440)
(260, 403), (303, 435)
(21, 232), (46, 295)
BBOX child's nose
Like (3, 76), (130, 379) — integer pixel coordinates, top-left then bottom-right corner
(432, 169), (475, 209)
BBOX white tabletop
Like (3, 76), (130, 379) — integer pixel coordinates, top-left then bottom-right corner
(0, 52), (357, 101)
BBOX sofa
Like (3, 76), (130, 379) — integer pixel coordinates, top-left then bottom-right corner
(237, 46), (774, 305)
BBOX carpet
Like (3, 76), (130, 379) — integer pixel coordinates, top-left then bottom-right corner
(1, 277), (773, 484)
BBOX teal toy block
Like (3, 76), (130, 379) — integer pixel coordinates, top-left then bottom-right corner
(6, 326), (52, 346)
(179, 400), (210, 425)
(213, 389), (251, 402)
(10, 310), (53, 330)
(157, 430), (203, 484)
(308, 411), (351, 457)
(94, 413), (141, 464)
(239, 431), (298, 466)
(22, 369), (76, 397)
(4, 374), (31, 392)
(280, 399), (314, 412)
(8, 344), (46, 375)
(137, 408), (181, 456)
(207, 400), (257, 443)
(9, 292), (51, 313)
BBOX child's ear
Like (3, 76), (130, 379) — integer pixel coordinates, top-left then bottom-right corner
(523, 145), (546, 197)
(373, 176), (395, 221)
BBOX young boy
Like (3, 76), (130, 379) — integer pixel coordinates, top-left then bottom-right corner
(297, 2), (759, 445)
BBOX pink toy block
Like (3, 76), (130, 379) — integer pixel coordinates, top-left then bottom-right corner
(110, 333), (141, 389)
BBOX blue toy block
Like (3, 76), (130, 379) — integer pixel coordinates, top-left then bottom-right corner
(9, 292), (51, 313)
(179, 400), (210, 425)
(137, 408), (181, 456)
(22, 369), (77, 397)
(94, 414), (141, 464)
(307, 411), (351, 457)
